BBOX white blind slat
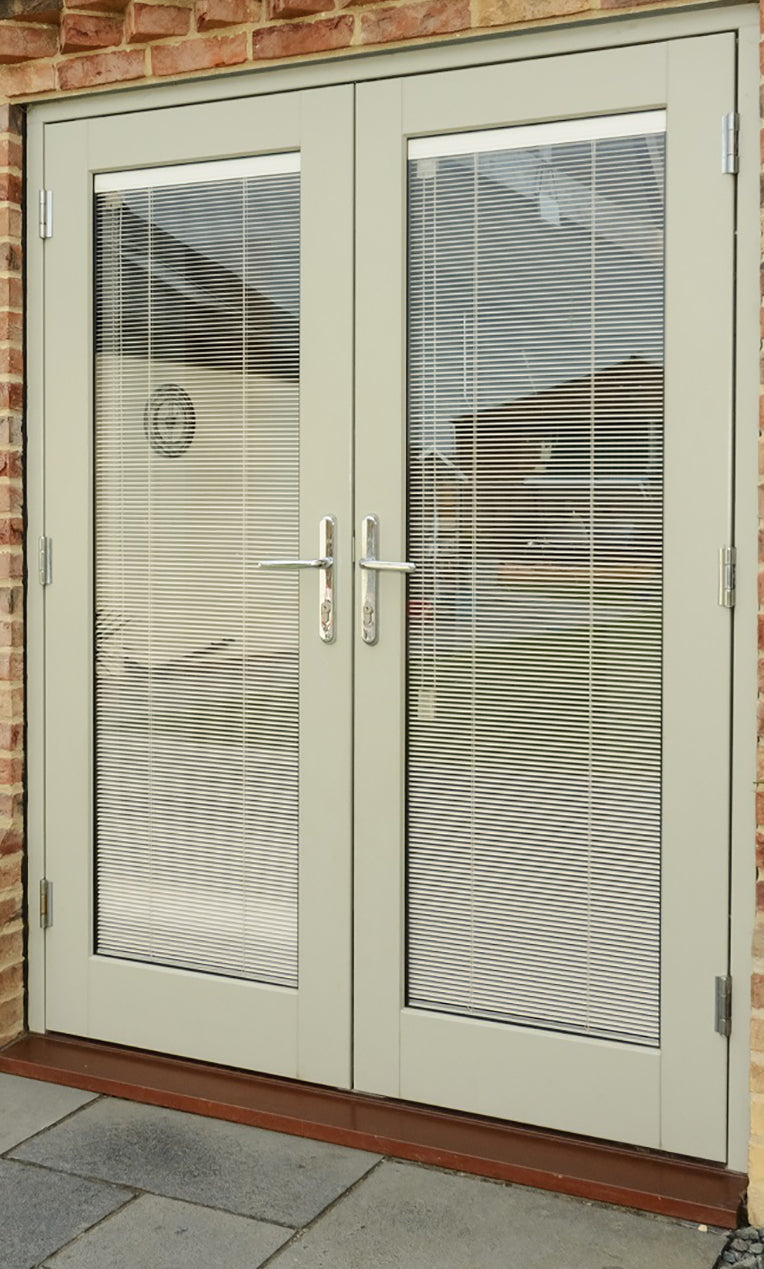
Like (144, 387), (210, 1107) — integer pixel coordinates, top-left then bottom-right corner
(94, 166), (301, 988)
(406, 122), (665, 1047)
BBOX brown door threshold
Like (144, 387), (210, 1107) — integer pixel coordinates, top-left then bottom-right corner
(0, 1032), (745, 1229)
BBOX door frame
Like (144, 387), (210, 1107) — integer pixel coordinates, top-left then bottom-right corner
(25, 1), (759, 1170)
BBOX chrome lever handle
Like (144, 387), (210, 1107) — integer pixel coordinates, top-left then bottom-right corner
(255, 516), (336, 643)
(358, 558), (415, 573)
(359, 515), (413, 645)
(255, 558), (330, 570)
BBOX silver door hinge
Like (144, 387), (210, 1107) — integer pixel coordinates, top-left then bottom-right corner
(721, 112), (739, 175)
(38, 536), (52, 586)
(39, 879), (53, 929)
(715, 974), (732, 1036)
(38, 189), (52, 240)
(719, 546), (736, 608)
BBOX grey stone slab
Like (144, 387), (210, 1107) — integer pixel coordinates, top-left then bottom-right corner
(11, 1097), (380, 1227)
(0, 1158), (132, 1269)
(268, 1159), (728, 1269)
(43, 1193), (293, 1269)
(0, 1074), (97, 1153)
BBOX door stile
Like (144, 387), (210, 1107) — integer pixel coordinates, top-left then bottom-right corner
(659, 34), (736, 1159)
(42, 87), (355, 1085)
(296, 87), (355, 1085)
(44, 118), (93, 1042)
(353, 78), (408, 1098)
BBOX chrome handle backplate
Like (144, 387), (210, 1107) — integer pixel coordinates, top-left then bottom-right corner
(318, 515), (335, 643)
(359, 514), (415, 645)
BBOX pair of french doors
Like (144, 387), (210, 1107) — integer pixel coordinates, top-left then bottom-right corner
(39, 32), (736, 1161)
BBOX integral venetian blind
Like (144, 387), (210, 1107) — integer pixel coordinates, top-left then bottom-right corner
(93, 155), (301, 986)
(406, 114), (665, 1045)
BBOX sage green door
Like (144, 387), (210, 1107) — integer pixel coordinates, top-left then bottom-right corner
(42, 87), (354, 1085)
(353, 35), (736, 1160)
(39, 33), (736, 1159)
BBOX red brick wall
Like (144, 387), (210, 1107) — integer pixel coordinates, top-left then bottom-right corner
(750, 0), (764, 1217)
(0, 101), (23, 1049)
(0, 0), (726, 100)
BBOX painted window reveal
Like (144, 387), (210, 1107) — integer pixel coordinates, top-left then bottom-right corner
(93, 155), (301, 987)
(406, 114), (665, 1045)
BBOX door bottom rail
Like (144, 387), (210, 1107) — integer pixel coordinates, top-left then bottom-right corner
(0, 1032), (745, 1229)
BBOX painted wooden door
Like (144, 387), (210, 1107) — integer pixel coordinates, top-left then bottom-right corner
(353, 35), (736, 1160)
(42, 86), (354, 1086)
(39, 33), (736, 1159)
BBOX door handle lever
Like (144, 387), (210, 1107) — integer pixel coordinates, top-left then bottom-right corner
(358, 558), (415, 573)
(359, 514), (414, 644)
(256, 558), (330, 569)
(255, 516), (336, 643)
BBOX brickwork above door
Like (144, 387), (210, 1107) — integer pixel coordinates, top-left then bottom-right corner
(0, 0), (734, 101)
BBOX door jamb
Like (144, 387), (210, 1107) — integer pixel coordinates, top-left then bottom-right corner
(728, 11), (758, 1178)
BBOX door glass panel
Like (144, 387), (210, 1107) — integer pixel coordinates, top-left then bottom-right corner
(406, 115), (665, 1045)
(94, 155), (301, 986)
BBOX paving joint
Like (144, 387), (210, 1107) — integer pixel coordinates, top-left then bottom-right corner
(0, 1089), (102, 1159)
(3, 1152), (305, 1230)
(255, 1155), (388, 1268)
(32, 1191), (141, 1269)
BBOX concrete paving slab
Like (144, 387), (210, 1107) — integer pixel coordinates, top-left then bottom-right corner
(10, 1097), (381, 1227)
(268, 1160), (728, 1269)
(0, 1074), (98, 1153)
(42, 1193), (294, 1269)
(0, 1158), (132, 1269)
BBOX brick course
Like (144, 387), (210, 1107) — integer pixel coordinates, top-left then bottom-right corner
(250, 14), (351, 56)
(749, 0), (764, 1220)
(127, 3), (191, 42)
(359, 0), (469, 42)
(151, 29), (246, 72)
(60, 12), (124, 51)
(0, 108), (21, 1051)
(58, 44), (145, 88)
(72, 0), (130, 11)
(0, 22), (56, 62)
(1, 60), (55, 96)
(196, 0), (259, 26)
(753, 169), (764, 1213)
(0, 0), (728, 98)
(269, 0), (327, 20)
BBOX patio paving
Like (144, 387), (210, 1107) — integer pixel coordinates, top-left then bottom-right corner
(0, 1073), (729, 1269)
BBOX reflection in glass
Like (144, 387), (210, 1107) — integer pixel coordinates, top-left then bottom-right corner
(94, 162), (300, 986)
(406, 124), (664, 1045)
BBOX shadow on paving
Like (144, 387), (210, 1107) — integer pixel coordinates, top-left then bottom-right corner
(0, 1075), (729, 1269)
